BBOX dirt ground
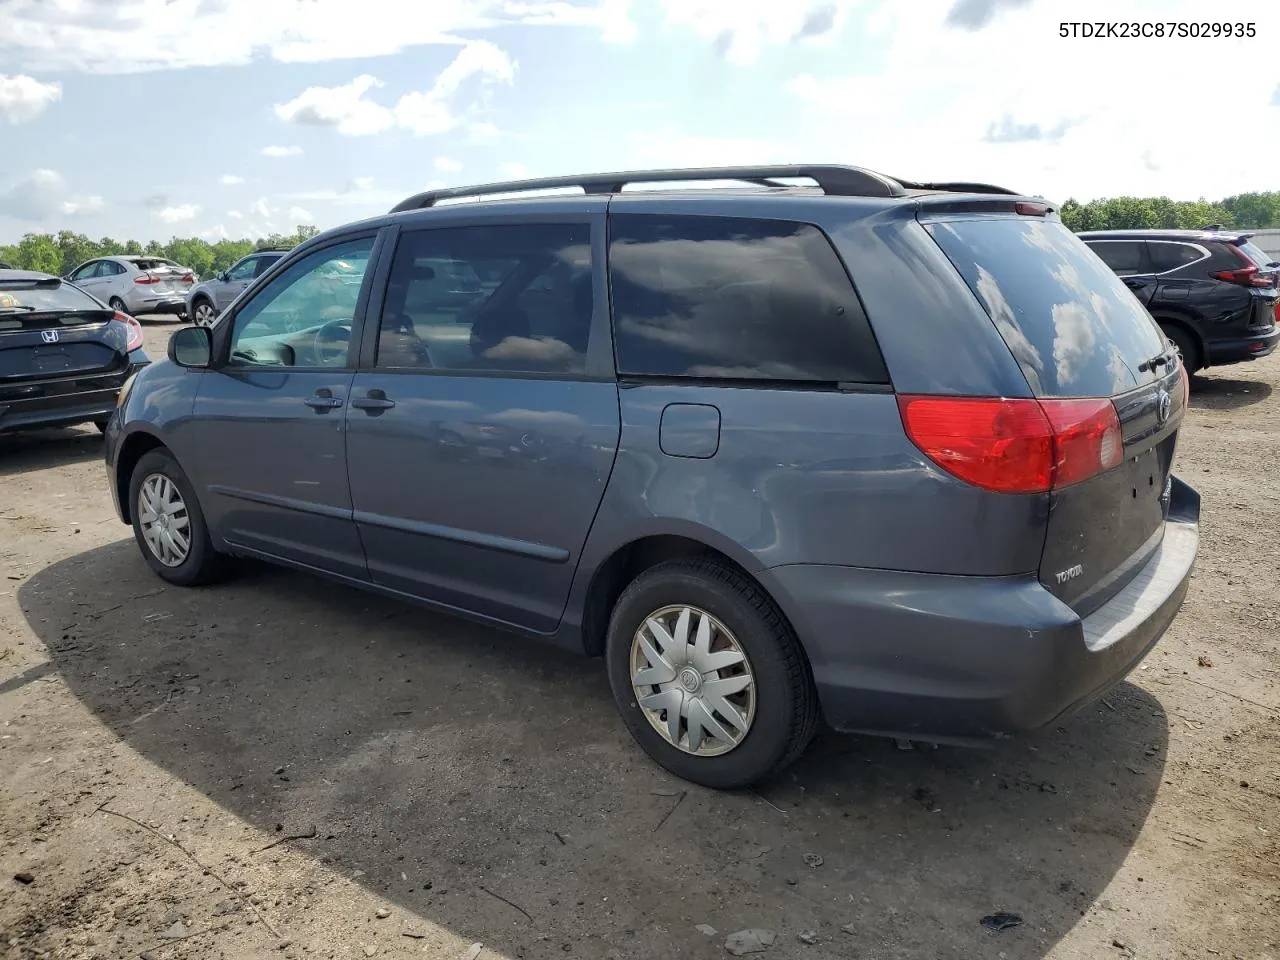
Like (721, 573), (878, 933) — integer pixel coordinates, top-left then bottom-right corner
(1, 318), (1277, 960)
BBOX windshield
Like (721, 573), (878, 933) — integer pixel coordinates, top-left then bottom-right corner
(926, 217), (1169, 398)
(0, 281), (105, 313)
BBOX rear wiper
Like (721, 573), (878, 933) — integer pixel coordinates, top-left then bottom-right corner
(0, 305), (38, 313)
(1137, 351), (1172, 373)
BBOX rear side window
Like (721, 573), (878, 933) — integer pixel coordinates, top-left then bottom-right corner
(928, 218), (1168, 398)
(1238, 240), (1278, 269)
(1085, 240), (1147, 276)
(608, 214), (888, 385)
(1148, 241), (1206, 273)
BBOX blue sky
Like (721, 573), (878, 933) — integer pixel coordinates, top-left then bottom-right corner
(1, 0), (1277, 243)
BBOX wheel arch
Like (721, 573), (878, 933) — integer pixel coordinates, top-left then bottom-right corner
(1152, 312), (1204, 370)
(114, 430), (169, 523)
(575, 529), (795, 659)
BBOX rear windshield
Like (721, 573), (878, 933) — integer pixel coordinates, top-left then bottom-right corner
(130, 258), (180, 271)
(0, 281), (104, 314)
(1238, 240), (1278, 269)
(926, 218), (1168, 398)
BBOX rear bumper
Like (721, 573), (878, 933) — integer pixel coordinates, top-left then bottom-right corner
(0, 354), (148, 433)
(769, 477), (1200, 742)
(128, 296), (187, 316)
(1206, 326), (1279, 366)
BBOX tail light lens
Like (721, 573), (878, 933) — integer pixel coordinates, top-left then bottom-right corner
(113, 310), (144, 352)
(897, 395), (1124, 494)
(181, 272), (194, 285)
(1214, 245), (1276, 288)
(133, 272), (158, 285)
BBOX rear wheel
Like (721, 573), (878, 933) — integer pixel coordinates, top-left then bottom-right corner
(605, 558), (819, 789)
(191, 298), (217, 327)
(128, 449), (229, 586)
(108, 297), (128, 314)
(1161, 323), (1201, 374)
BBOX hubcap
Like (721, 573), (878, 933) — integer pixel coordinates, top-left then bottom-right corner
(137, 473), (191, 567)
(194, 303), (214, 325)
(629, 604), (756, 757)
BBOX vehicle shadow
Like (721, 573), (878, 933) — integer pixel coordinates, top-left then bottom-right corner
(19, 542), (1169, 960)
(1190, 374), (1272, 411)
(0, 426), (102, 479)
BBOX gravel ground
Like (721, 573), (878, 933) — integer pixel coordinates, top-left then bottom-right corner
(1, 318), (1277, 960)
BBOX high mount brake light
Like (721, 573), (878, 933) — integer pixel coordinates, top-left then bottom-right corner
(897, 395), (1124, 494)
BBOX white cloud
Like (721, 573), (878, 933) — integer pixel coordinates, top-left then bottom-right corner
(201, 224), (231, 241)
(273, 42), (515, 139)
(262, 145), (303, 157)
(434, 156), (463, 173)
(467, 121), (501, 144)
(274, 74), (395, 136)
(652, 0), (857, 64)
(500, 162), (535, 180)
(228, 210), (244, 219)
(780, 0), (1280, 201)
(0, 0), (624, 74)
(250, 197), (272, 219)
(220, 174), (245, 185)
(287, 205), (314, 223)
(0, 74), (61, 123)
(155, 204), (200, 224)
(0, 169), (100, 222)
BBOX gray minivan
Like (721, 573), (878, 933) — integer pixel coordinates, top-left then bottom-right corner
(104, 165), (1199, 789)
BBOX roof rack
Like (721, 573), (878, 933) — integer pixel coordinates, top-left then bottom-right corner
(389, 164), (922, 212)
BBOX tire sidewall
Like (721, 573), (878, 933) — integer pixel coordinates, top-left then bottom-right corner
(109, 297), (127, 313)
(606, 565), (802, 789)
(128, 450), (215, 586)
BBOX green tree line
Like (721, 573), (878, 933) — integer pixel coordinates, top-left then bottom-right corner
(0, 225), (320, 279)
(1057, 192), (1279, 232)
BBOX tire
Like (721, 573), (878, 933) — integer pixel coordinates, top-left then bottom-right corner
(191, 298), (217, 327)
(108, 297), (128, 315)
(1161, 323), (1201, 374)
(128, 449), (230, 586)
(605, 558), (819, 789)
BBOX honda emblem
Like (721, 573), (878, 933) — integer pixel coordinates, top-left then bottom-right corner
(40, 329), (59, 344)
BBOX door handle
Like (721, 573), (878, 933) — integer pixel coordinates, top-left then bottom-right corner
(304, 390), (343, 410)
(351, 390), (395, 412)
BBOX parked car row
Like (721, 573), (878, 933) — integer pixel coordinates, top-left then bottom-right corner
(64, 255), (197, 318)
(1080, 228), (1279, 373)
(97, 164), (1201, 790)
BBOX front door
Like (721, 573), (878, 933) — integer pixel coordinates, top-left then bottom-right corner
(344, 216), (620, 633)
(187, 233), (381, 580)
(215, 255), (259, 311)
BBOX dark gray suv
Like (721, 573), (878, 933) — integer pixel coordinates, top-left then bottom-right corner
(104, 165), (1199, 789)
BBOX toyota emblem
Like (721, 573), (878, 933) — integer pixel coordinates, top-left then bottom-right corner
(40, 329), (59, 344)
(1156, 388), (1172, 424)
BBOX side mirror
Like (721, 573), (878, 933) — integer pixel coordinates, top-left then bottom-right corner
(169, 325), (212, 368)
(219, 271), (231, 282)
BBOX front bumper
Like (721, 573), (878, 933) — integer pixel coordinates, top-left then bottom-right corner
(0, 355), (148, 434)
(768, 477), (1200, 742)
(1206, 326), (1279, 366)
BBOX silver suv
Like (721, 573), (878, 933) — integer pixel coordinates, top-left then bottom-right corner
(186, 250), (289, 326)
(65, 255), (195, 317)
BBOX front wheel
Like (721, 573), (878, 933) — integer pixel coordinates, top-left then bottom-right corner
(128, 449), (230, 586)
(191, 299), (217, 327)
(605, 558), (819, 789)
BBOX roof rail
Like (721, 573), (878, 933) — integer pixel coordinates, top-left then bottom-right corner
(891, 177), (1021, 196)
(389, 164), (911, 212)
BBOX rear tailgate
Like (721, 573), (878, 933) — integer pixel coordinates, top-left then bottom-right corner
(0, 310), (129, 380)
(925, 213), (1184, 615)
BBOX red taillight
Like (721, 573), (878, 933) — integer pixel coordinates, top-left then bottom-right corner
(181, 272), (194, 285)
(113, 310), (144, 352)
(1179, 364), (1190, 408)
(897, 395), (1123, 494)
(1214, 245), (1275, 287)
(1014, 200), (1049, 217)
(133, 272), (158, 285)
